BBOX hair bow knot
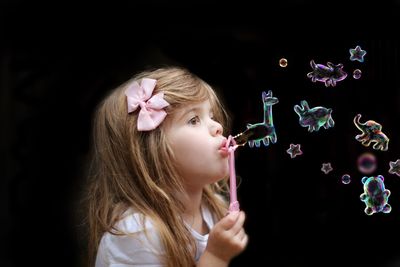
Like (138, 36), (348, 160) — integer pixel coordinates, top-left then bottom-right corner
(125, 78), (170, 131)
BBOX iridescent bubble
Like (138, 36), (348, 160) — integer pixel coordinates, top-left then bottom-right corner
(349, 46), (367, 62)
(234, 90), (278, 148)
(307, 60), (347, 87)
(353, 114), (389, 151)
(353, 69), (362, 79)
(321, 162), (333, 174)
(279, 58), (288, 68)
(357, 153), (377, 175)
(286, 143), (303, 158)
(341, 174), (351, 184)
(360, 175), (391, 215)
(293, 100), (334, 132)
(388, 159), (400, 177)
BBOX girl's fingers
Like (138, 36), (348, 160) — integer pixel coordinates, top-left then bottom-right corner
(229, 211), (245, 235)
(236, 228), (246, 241)
(220, 211), (240, 230)
(241, 233), (249, 247)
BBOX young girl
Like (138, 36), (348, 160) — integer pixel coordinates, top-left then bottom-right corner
(85, 66), (248, 267)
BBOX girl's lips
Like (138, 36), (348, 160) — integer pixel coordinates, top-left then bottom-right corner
(220, 138), (228, 149)
(218, 138), (229, 157)
(218, 147), (229, 157)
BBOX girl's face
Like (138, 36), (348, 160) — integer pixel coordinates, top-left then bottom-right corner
(165, 100), (229, 190)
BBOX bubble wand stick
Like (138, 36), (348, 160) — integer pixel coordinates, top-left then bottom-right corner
(225, 135), (239, 212)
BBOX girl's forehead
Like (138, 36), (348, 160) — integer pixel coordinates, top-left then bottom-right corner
(177, 100), (211, 113)
(168, 100), (211, 122)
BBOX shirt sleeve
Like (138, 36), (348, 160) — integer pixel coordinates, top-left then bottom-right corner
(95, 213), (165, 267)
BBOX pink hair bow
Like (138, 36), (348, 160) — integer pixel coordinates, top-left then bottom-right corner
(125, 78), (170, 131)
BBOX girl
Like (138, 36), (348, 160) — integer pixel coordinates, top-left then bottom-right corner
(85, 66), (248, 267)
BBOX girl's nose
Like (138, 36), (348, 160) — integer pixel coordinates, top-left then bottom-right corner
(211, 120), (223, 136)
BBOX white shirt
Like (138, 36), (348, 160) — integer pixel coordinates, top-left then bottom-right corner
(95, 205), (216, 267)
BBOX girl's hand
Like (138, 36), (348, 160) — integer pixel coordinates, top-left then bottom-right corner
(201, 211), (248, 265)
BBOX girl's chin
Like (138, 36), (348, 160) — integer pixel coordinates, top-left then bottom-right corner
(215, 171), (230, 183)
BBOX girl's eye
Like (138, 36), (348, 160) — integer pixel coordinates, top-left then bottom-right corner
(211, 116), (219, 123)
(210, 112), (217, 122)
(188, 116), (200, 125)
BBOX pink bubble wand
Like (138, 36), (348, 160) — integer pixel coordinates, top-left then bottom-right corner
(225, 135), (240, 212)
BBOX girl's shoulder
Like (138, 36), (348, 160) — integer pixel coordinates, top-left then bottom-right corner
(114, 208), (155, 234)
(96, 210), (163, 266)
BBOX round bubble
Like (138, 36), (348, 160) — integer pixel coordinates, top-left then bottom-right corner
(353, 69), (362, 79)
(341, 174), (351, 184)
(279, 58), (288, 67)
(357, 153), (377, 175)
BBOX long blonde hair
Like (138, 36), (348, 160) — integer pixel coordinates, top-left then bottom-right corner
(85, 66), (230, 267)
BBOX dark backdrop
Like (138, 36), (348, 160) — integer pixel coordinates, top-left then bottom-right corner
(2, 2), (400, 267)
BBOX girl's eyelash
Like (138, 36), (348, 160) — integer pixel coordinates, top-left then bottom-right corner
(188, 116), (200, 125)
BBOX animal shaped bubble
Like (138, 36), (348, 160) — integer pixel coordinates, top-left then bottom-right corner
(307, 60), (347, 87)
(293, 100), (334, 132)
(360, 175), (391, 215)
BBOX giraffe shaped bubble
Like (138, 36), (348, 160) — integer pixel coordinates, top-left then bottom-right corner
(234, 90), (279, 148)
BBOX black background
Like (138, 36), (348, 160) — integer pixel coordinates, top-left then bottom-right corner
(2, 2), (400, 267)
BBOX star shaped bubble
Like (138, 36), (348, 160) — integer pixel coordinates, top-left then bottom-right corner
(321, 162), (333, 174)
(349, 45), (367, 62)
(388, 159), (400, 177)
(286, 143), (303, 158)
